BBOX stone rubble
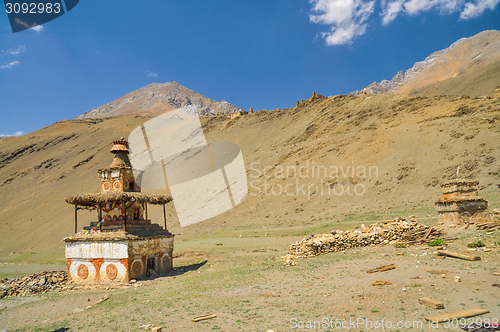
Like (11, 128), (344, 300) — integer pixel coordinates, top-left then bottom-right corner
(0, 270), (67, 299)
(285, 218), (445, 259)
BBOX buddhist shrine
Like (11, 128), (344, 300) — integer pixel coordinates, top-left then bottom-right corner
(64, 138), (174, 284)
(435, 179), (488, 227)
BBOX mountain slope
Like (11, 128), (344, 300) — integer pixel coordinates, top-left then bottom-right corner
(1, 93), (499, 257)
(408, 58), (500, 97)
(350, 30), (500, 97)
(76, 81), (243, 118)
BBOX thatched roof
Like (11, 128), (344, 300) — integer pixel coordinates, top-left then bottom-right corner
(65, 192), (172, 206)
(435, 195), (488, 204)
(441, 179), (479, 187)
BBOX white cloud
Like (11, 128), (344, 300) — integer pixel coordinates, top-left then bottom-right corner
(146, 71), (158, 78)
(14, 18), (44, 33)
(403, 0), (436, 14)
(460, 0), (500, 18)
(0, 60), (20, 69)
(322, 22), (367, 45)
(440, 0), (465, 13)
(401, 0), (464, 15)
(0, 46), (24, 69)
(0, 131), (24, 137)
(310, 0), (499, 45)
(1, 45), (26, 55)
(309, 0), (375, 45)
(31, 25), (44, 33)
(381, 0), (405, 24)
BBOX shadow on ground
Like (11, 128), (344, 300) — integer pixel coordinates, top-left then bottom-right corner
(142, 260), (208, 281)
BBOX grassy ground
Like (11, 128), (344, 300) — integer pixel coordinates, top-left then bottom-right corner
(1, 220), (499, 332)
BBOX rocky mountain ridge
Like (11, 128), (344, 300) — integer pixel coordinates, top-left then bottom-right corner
(350, 30), (500, 97)
(77, 81), (243, 118)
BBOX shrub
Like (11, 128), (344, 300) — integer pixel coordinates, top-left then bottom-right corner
(428, 239), (446, 246)
(467, 241), (485, 248)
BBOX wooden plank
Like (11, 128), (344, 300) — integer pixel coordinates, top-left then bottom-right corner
(124, 202), (127, 232)
(99, 204), (102, 231)
(367, 264), (396, 273)
(74, 206), (78, 233)
(163, 203), (167, 231)
(372, 280), (391, 286)
(426, 308), (489, 323)
(192, 314), (217, 322)
(85, 296), (109, 310)
(380, 265), (395, 272)
(423, 225), (434, 240)
(436, 250), (481, 261)
(418, 297), (444, 309)
(493, 272), (500, 276)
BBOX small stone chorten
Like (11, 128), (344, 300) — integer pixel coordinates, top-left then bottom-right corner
(435, 179), (488, 227)
(64, 138), (174, 284)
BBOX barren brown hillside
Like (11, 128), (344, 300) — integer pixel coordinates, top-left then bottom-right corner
(0, 93), (499, 259)
(398, 30), (500, 95)
(351, 30), (500, 98)
(409, 59), (500, 97)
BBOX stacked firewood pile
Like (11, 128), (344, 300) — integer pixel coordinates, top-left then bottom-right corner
(0, 270), (66, 298)
(286, 218), (445, 259)
(466, 209), (499, 231)
(476, 221), (500, 231)
(402, 224), (443, 244)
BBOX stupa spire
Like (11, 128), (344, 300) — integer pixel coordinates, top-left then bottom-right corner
(110, 137), (132, 168)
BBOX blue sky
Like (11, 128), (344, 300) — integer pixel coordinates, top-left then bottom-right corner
(0, 0), (499, 136)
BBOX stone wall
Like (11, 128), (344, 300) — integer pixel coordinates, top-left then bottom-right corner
(0, 271), (66, 298)
(435, 179), (488, 227)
